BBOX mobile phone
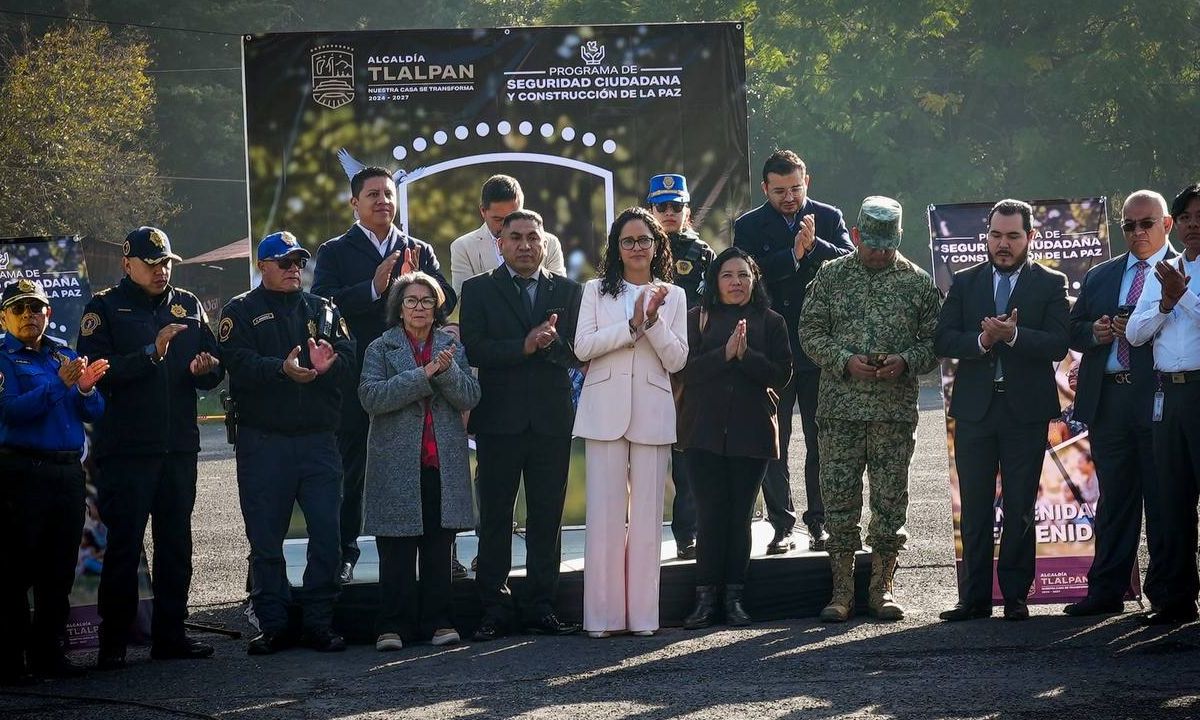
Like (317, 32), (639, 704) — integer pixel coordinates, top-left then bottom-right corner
(1115, 304), (1135, 319)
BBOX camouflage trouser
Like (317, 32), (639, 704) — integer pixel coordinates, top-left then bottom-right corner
(816, 418), (916, 555)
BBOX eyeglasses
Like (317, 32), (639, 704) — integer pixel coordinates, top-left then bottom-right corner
(619, 235), (656, 250)
(5, 300), (47, 315)
(402, 296), (437, 309)
(1120, 217), (1161, 233)
(272, 257), (307, 270)
(653, 201), (685, 214)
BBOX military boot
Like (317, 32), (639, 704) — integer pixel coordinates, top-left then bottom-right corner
(819, 553), (855, 622)
(683, 586), (719, 630)
(868, 552), (904, 621)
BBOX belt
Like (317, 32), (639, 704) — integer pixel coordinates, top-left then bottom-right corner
(993, 381), (1006, 393)
(0, 447), (82, 464)
(1158, 370), (1200, 384)
(1103, 371), (1133, 385)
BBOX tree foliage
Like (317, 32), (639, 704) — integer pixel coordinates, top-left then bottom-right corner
(0, 23), (174, 243)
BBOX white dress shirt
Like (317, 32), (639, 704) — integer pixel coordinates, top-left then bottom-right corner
(1104, 244), (1169, 372)
(1126, 252), (1200, 371)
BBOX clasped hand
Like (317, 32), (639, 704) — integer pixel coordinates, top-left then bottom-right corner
(980, 307), (1019, 348)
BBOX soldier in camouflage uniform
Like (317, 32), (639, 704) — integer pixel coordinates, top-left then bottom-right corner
(649, 173), (715, 559)
(798, 196), (941, 622)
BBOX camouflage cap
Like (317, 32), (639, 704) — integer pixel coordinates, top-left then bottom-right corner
(857, 196), (903, 250)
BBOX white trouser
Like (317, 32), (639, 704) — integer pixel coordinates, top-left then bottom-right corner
(583, 438), (669, 633)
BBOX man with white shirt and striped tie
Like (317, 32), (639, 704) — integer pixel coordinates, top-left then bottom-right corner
(1126, 182), (1200, 626)
(1066, 189), (1175, 618)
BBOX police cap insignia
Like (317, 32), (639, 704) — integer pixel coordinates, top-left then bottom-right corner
(150, 228), (168, 249)
(170, 303), (187, 318)
(219, 317), (233, 342)
(17, 279), (35, 293)
(663, 176), (675, 189)
(80, 312), (101, 337)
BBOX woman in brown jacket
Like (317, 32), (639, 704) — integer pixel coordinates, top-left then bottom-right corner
(675, 246), (792, 628)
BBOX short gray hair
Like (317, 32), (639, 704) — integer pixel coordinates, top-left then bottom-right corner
(385, 272), (447, 329)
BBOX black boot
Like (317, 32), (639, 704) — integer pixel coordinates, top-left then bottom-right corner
(683, 585), (719, 629)
(724, 584), (752, 626)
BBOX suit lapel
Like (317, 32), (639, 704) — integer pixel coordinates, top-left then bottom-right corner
(971, 263), (995, 320)
(1102, 253), (1129, 312)
(347, 225), (388, 266)
(489, 266), (530, 329)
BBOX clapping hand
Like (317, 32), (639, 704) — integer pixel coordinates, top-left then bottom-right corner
(644, 285), (669, 322)
(77, 358), (109, 393)
(308, 338), (337, 375)
(981, 308), (1019, 346)
(189, 351), (220, 376)
(57, 356), (86, 387)
(373, 250), (402, 296)
(523, 315), (559, 355)
(725, 319), (746, 361)
(424, 343), (456, 378)
(1156, 258), (1190, 310)
(282, 345), (318, 383)
(793, 214), (816, 260)
(155, 323), (188, 359)
(399, 246), (421, 276)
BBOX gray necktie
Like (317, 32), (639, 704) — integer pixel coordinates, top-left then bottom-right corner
(994, 271), (1013, 380)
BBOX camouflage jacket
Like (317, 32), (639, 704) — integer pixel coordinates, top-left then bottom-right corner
(798, 250), (941, 423)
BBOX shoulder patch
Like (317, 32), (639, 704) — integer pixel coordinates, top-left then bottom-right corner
(80, 312), (101, 336)
(219, 317), (234, 342)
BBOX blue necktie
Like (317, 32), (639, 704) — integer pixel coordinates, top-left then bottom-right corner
(994, 271), (1013, 380)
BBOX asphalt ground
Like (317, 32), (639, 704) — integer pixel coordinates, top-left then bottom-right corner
(2, 396), (1198, 719)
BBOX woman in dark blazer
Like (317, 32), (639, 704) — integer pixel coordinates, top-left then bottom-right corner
(675, 246), (792, 628)
(358, 272), (480, 651)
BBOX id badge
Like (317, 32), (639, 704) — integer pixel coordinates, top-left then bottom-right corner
(1152, 390), (1165, 422)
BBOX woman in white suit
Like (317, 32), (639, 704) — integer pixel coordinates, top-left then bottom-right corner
(574, 207), (689, 638)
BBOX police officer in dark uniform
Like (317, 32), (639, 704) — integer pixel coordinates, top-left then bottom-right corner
(1, 279), (107, 683)
(220, 232), (355, 655)
(76, 227), (223, 669)
(648, 173), (715, 560)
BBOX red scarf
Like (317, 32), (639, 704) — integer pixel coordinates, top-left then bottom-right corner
(406, 331), (439, 469)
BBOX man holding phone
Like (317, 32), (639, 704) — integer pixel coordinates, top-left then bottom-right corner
(77, 226), (224, 668)
(1066, 190), (1174, 617)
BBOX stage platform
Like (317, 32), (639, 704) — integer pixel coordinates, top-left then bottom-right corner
(284, 520), (872, 642)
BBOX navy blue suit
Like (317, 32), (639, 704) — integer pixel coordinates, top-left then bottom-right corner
(1070, 250), (1172, 604)
(312, 224), (455, 565)
(733, 199), (851, 537)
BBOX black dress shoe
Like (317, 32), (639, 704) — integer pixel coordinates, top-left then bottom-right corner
(471, 618), (508, 642)
(525, 612), (581, 636)
(247, 631), (293, 656)
(1003, 599), (1030, 621)
(338, 561), (355, 584)
(676, 540), (697, 561)
(95, 644), (127, 671)
(30, 653), (87, 679)
(766, 528), (795, 555)
(451, 557), (469, 581)
(302, 627), (346, 652)
(151, 636), (214, 661)
(939, 602), (992, 621)
(1063, 596), (1123, 617)
(806, 522), (829, 552)
(1138, 604), (1199, 626)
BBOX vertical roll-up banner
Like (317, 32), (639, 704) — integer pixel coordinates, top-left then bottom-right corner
(928, 200), (1136, 604)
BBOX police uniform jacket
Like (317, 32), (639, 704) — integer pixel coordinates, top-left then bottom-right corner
(669, 229), (714, 310)
(0, 333), (105, 451)
(218, 285), (355, 435)
(76, 278), (222, 458)
(733, 198), (852, 372)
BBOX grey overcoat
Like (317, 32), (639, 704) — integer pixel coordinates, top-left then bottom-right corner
(358, 326), (480, 537)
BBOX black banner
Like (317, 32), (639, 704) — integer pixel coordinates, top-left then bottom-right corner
(242, 23), (750, 266)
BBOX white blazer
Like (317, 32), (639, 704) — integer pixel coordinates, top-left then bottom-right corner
(448, 223), (566, 297)
(572, 279), (688, 445)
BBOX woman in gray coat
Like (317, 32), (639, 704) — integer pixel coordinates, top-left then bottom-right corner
(359, 272), (480, 651)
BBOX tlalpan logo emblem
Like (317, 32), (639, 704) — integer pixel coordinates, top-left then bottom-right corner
(312, 44), (355, 109)
(580, 41), (605, 66)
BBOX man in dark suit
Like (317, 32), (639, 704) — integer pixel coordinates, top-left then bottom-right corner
(312, 166), (455, 582)
(460, 209), (582, 639)
(733, 149), (852, 553)
(934, 199), (1070, 621)
(1064, 190), (1174, 616)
